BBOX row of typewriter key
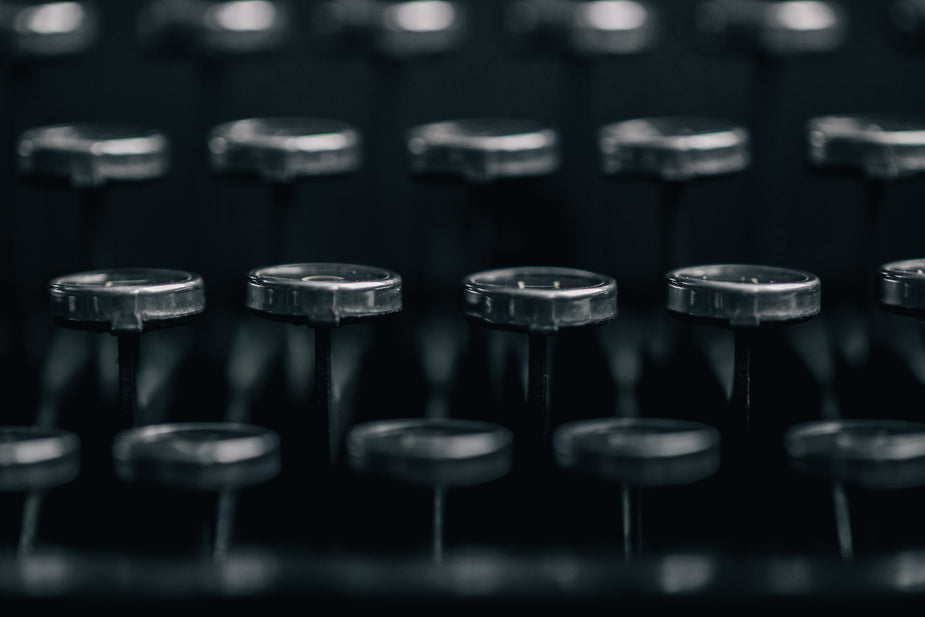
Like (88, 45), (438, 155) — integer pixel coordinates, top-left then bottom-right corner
(0, 256), (921, 559)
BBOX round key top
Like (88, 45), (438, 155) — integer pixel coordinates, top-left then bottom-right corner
(312, 0), (467, 58)
(463, 266), (617, 334)
(879, 259), (925, 318)
(208, 117), (362, 183)
(138, 0), (290, 56)
(506, 0), (658, 57)
(407, 118), (560, 183)
(113, 422), (281, 491)
(246, 263), (402, 327)
(666, 264), (821, 328)
(695, 0), (846, 56)
(786, 420), (925, 489)
(554, 418), (721, 487)
(0, 1), (99, 58)
(49, 268), (206, 334)
(348, 418), (513, 487)
(0, 427), (80, 492)
(807, 115), (925, 180)
(17, 124), (170, 188)
(599, 117), (750, 181)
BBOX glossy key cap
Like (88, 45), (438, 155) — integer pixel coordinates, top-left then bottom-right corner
(600, 117), (750, 274)
(348, 418), (512, 562)
(247, 263), (402, 464)
(880, 259), (925, 319)
(555, 418), (720, 558)
(113, 422), (280, 558)
(0, 427), (79, 554)
(464, 266), (617, 441)
(786, 420), (925, 559)
(49, 269), (206, 421)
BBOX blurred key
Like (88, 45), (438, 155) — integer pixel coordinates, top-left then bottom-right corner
(18, 123), (170, 269)
(0, 427), (78, 554)
(554, 418), (720, 559)
(786, 420), (925, 558)
(113, 422), (280, 558)
(348, 418), (512, 562)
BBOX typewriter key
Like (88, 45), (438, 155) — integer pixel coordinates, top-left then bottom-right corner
(246, 263), (402, 463)
(209, 117), (362, 262)
(667, 264), (820, 425)
(0, 1), (98, 59)
(463, 266), (617, 440)
(348, 418), (512, 563)
(48, 268), (206, 422)
(18, 124), (170, 268)
(880, 259), (925, 319)
(554, 418), (720, 559)
(599, 117), (750, 274)
(786, 420), (925, 559)
(0, 427), (79, 554)
(113, 422), (280, 559)
(137, 0), (289, 57)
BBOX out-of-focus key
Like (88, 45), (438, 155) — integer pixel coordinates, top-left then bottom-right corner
(0, 427), (79, 554)
(555, 418), (720, 559)
(18, 123), (170, 268)
(786, 419), (925, 559)
(0, 1), (98, 59)
(348, 418), (512, 562)
(113, 422), (280, 559)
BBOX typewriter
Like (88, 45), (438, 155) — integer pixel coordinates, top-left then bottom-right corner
(2, 0), (925, 609)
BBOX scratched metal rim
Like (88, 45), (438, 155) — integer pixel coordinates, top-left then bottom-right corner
(879, 258), (925, 315)
(463, 266), (618, 334)
(246, 262), (402, 326)
(665, 264), (821, 327)
(49, 268), (206, 333)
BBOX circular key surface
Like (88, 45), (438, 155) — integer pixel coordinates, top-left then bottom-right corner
(407, 118), (559, 183)
(0, 1), (99, 58)
(247, 263), (402, 327)
(463, 266), (618, 334)
(599, 117), (750, 181)
(786, 420), (925, 489)
(808, 115), (925, 180)
(347, 419), (512, 487)
(880, 259), (925, 318)
(313, 0), (466, 58)
(666, 264), (821, 328)
(695, 0), (845, 56)
(209, 117), (362, 182)
(18, 124), (169, 188)
(554, 418), (720, 486)
(49, 268), (206, 334)
(113, 423), (281, 491)
(506, 0), (657, 57)
(138, 0), (289, 56)
(0, 427), (80, 491)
